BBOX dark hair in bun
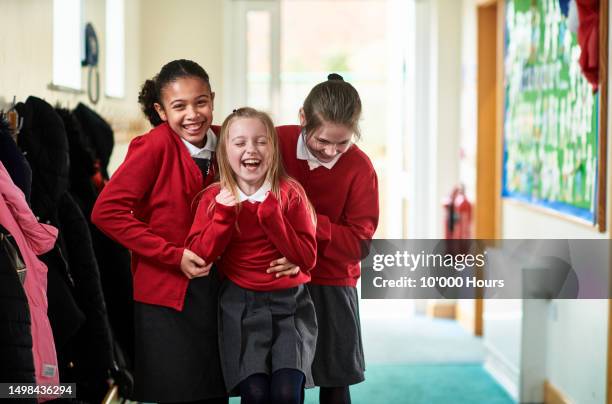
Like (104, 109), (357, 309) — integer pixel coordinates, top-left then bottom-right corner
(302, 73), (362, 140)
(138, 59), (211, 126)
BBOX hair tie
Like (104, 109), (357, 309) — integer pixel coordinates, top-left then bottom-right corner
(327, 73), (344, 81)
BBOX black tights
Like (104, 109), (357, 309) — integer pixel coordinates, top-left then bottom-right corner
(319, 386), (351, 404)
(240, 368), (305, 404)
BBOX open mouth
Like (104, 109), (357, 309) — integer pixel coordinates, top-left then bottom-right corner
(183, 122), (204, 135)
(241, 158), (261, 170)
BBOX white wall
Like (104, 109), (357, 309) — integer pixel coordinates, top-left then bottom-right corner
(0, 0), (143, 144)
(483, 299), (522, 400)
(545, 299), (608, 403)
(432, 0), (463, 238)
(408, 0), (463, 239)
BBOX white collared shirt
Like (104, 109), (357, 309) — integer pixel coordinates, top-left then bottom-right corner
(181, 128), (217, 159)
(238, 181), (272, 203)
(296, 131), (343, 170)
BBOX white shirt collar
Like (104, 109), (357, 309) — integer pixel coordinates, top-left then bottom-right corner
(181, 128), (217, 159)
(238, 181), (272, 203)
(296, 131), (342, 170)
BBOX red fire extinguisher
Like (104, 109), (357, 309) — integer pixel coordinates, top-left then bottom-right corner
(443, 184), (472, 239)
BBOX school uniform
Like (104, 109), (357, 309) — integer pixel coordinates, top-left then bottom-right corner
(186, 180), (318, 393)
(277, 125), (379, 387)
(91, 123), (226, 402)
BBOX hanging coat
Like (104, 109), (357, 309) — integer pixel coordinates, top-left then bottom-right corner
(73, 103), (115, 181)
(59, 107), (134, 369)
(0, 225), (35, 404)
(0, 118), (32, 203)
(575, 0), (599, 90)
(0, 161), (59, 402)
(15, 96), (115, 403)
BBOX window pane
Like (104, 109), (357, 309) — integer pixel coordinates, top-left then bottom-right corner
(247, 10), (271, 112)
(279, 0), (387, 159)
(53, 0), (82, 89)
(105, 0), (125, 97)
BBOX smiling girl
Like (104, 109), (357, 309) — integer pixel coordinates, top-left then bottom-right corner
(92, 59), (227, 403)
(187, 107), (318, 404)
(276, 74), (380, 404)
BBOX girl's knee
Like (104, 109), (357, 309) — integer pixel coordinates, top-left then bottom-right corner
(270, 387), (301, 404)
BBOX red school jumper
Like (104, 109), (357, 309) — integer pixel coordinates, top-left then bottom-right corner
(91, 123), (218, 311)
(186, 180), (316, 290)
(276, 125), (379, 287)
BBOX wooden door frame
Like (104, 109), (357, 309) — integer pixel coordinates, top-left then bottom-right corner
(473, 0), (504, 337)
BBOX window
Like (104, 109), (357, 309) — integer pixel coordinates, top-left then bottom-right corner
(52, 0), (82, 89)
(105, 0), (125, 98)
(246, 10), (272, 111)
(223, 1), (280, 117)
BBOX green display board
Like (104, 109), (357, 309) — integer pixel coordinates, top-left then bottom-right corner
(503, 0), (599, 223)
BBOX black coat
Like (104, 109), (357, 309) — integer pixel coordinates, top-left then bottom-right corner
(0, 231), (36, 404)
(0, 118), (32, 202)
(73, 103), (114, 180)
(58, 107), (134, 370)
(16, 97), (114, 403)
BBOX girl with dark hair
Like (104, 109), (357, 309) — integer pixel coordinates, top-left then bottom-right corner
(92, 59), (228, 403)
(276, 74), (380, 404)
(187, 107), (318, 404)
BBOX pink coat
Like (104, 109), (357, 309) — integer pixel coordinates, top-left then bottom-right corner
(0, 162), (59, 401)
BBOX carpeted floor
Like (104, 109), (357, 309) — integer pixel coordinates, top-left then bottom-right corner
(228, 363), (514, 404)
(302, 363), (514, 404)
(228, 314), (515, 404)
(361, 316), (486, 364)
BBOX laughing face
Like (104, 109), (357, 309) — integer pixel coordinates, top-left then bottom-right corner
(226, 117), (271, 194)
(305, 121), (353, 163)
(154, 76), (214, 147)
(299, 109), (353, 163)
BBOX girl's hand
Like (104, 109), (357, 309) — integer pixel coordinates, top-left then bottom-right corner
(180, 249), (212, 279)
(267, 257), (300, 278)
(216, 188), (237, 206)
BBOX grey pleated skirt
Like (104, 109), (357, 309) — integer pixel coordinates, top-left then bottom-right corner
(307, 284), (365, 386)
(218, 280), (318, 393)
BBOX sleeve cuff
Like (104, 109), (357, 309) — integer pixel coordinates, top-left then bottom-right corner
(171, 247), (185, 268)
(213, 203), (238, 223)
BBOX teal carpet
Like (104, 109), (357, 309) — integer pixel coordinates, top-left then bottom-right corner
(304, 364), (514, 404)
(229, 363), (514, 404)
(228, 314), (515, 404)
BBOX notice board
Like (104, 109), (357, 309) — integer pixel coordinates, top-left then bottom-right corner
(502, 0), (607, 228)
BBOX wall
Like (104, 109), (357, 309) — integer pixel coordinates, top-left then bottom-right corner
(432, 0), (463, 238)
(0, 0), (143, 145)
(408, 0), (463, 239)
(108, 0), (227, 171)
(499, 5), (611, 404)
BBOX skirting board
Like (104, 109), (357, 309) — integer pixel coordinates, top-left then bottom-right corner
(484, 342), (519, 402)
(544, 381), (572, 404)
